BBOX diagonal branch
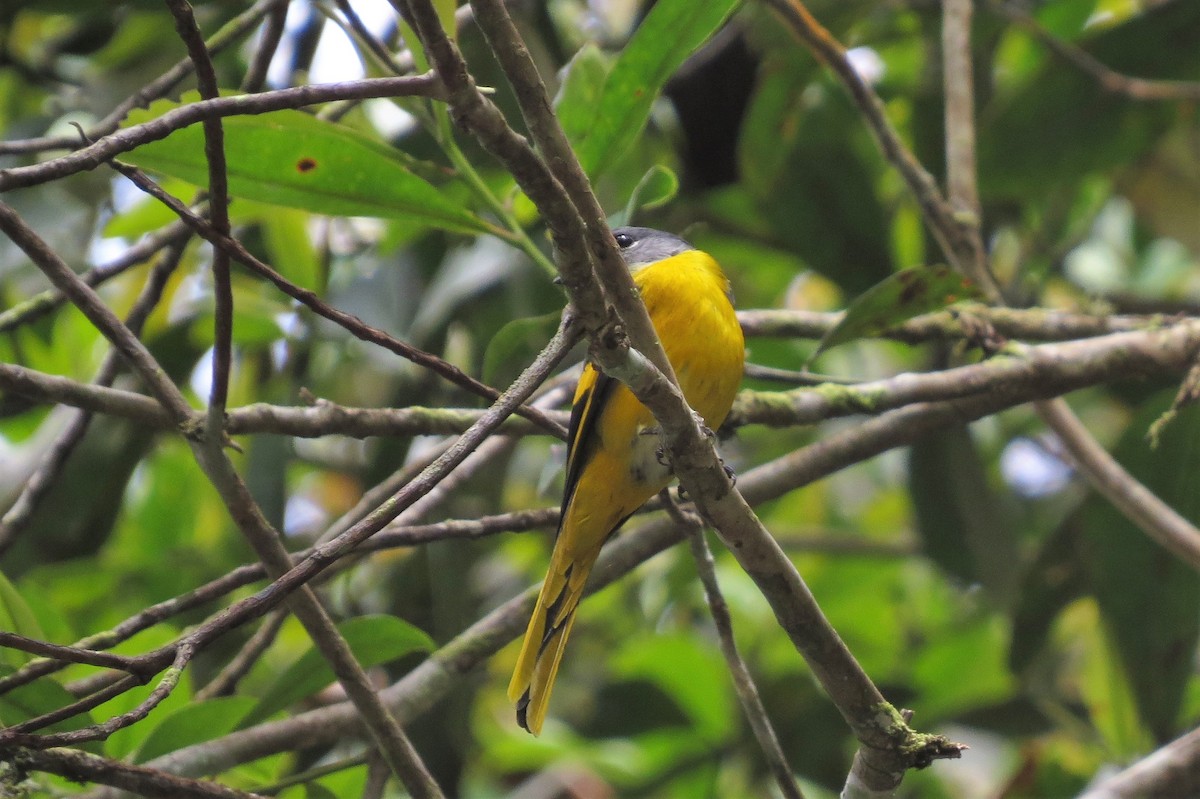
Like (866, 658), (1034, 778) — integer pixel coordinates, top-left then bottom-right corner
(988, 0), (1200, 102)
(0, 238), (188, 556)
(763, 0), (995, 293)
(105, 161), (564, 437)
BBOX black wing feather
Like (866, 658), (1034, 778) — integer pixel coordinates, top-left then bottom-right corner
(556, 366), (617, 534)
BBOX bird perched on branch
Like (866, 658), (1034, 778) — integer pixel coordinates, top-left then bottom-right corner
(508, 226), (745, 734)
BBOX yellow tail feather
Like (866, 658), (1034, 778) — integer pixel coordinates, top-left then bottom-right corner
(507, 550), (599, 735)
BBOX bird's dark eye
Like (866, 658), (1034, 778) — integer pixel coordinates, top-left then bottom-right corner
(614, 232), (634, 248)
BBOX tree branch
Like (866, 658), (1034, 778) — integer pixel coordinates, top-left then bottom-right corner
(21, 746), (267, 799)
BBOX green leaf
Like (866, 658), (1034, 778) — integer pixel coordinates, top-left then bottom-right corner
(134, 696), (256, 763)
(0, 674), (99, 751)
(909, 426), (1020, 605)
(610, 632), (731, 740)
(812, 266), (981, 360)
(1008, 517), (1089, 673)
(482, 311), (562, 387)
(241, 615), (434, 727)
(553, 43), (611, 120)
(911, 615), (1015, 721)
(613, 164), (679, 227)
(563, 0), (740, 179)
(0, 569), (44, 667)
(123, 97), (493, 234)
(1084, 391), (1200, 742)
(980, 2), (1200, 198)
(737, 52), (894, 294)
(305, 785), (339, 799)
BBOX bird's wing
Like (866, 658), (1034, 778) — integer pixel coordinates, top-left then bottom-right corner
(558, 362), (616, 526)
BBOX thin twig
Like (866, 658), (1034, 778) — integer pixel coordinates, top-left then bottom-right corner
(22, 746), (269, 799)
(0, 220), (192, 333)
(941, 0), (987, 283)
(1036, 399), (1200, 571)
(763, 0), (994, 294)
(334, 0), (408, 75)
(0, 632), (139, 674)
(163, 0), (235, 428)
(195, 610), (289, 701)
(662, 492), (806, 799)
(2, 645), (192, 747)
(395, 0), (610, 330)
(242, 3), (290, 93)
(988, 0), (1200, 102)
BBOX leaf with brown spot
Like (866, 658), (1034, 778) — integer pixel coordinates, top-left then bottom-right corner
(811, 265), (982, 361)
(123, 96), (494, 235)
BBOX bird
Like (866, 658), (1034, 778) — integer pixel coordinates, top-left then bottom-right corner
(508, 226), (745, 735)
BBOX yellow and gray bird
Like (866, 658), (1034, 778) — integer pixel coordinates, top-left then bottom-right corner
(508, 226), (745, 734)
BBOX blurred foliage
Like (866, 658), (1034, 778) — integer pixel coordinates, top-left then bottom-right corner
(1, 0), (1200, 797)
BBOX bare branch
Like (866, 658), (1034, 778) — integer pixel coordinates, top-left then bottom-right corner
(163, 0), (235, 426)
(395, 0), (609, 330)
(0, 632), (140, 674)
(1037, 398), (1200, 571)
(1078, 724), (1200, 799)
(21, 746), (267, 799)
(2, 645), (191, 747)
(195, 610), (289, 701)
(738, 306), (1168, 343)
(941, 0), (987, 282)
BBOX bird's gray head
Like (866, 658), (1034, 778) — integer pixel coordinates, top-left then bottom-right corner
(612, 227), (694, 269)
